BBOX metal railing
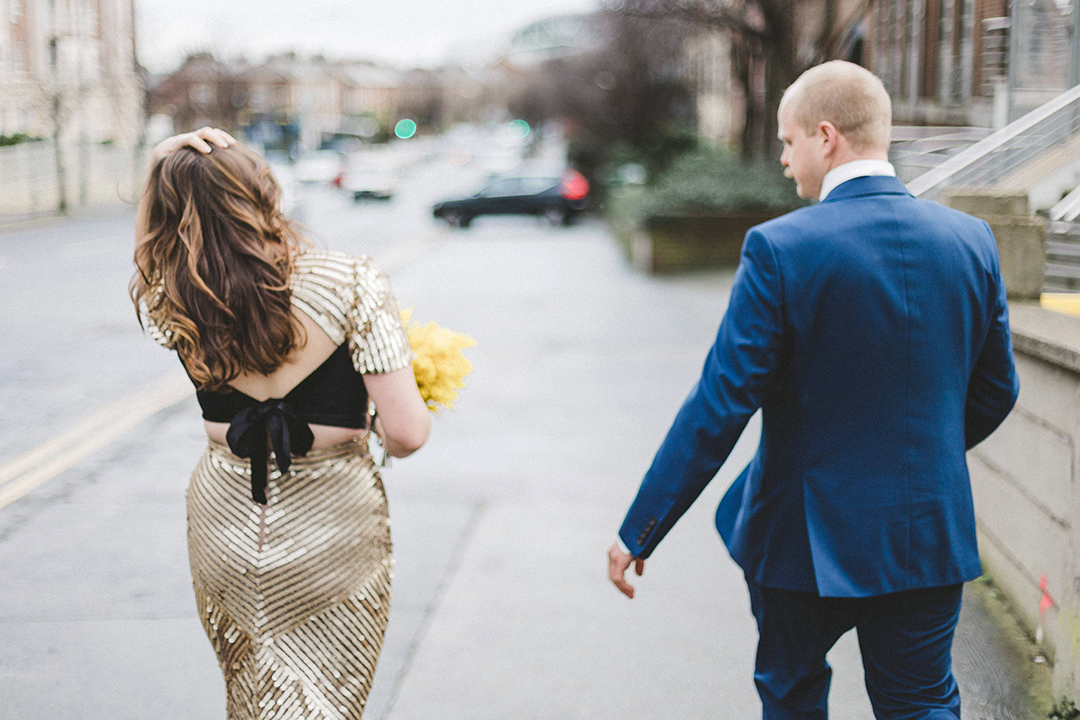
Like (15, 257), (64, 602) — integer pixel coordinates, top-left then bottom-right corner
(1046, 221), (1080, 292)
(908, 83), (1080, 200)
(889, 126), (994, 184)
(1050, 182), (1080, 222)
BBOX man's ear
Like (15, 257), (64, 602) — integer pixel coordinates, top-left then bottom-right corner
(818, 121), (840, 156)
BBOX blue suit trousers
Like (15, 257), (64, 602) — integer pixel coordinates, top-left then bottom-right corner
(747, 580), (963, 720)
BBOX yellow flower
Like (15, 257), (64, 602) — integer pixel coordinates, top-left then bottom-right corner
(401, 307), (477, 413)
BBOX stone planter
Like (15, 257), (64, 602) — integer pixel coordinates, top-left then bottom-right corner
(944, 190), (1046, 300)
(631, 211), (785, 274)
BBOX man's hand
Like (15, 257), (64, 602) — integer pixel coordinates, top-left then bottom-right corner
(608, 541), (645, 599)
(151, 126), (236, 164)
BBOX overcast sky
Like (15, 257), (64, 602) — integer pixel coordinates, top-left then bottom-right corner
(134, 0), (602, 73)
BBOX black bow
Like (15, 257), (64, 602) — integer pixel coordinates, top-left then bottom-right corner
(225, 399), (315, 504)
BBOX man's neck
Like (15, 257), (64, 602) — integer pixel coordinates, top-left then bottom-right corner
(818, 158), (896, 201)
(825, 147), (888, 174)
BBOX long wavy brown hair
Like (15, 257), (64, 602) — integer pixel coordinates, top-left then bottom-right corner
(130, 144), (307, 391)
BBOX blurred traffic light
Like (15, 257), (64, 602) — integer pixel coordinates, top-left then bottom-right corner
(395, 119), (418, 139)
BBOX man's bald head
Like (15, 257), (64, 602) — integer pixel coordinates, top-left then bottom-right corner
(780, 61), (892, 155)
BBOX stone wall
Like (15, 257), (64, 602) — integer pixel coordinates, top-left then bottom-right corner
(630, 211), (783, 274)
(968, 303), (1080, 698)
(944, 190), (1046, 299)
(944, 188), (1080, 697)
(0, 140), (144, 217)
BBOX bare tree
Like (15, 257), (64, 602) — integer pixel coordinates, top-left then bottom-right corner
(606, 0), (802, 158)
(507, 10), (696, 182)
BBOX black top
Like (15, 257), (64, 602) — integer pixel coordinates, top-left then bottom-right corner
(185, 342), (369, 505)
(147, 251), (416, 506)
(194, 342), (368, 429)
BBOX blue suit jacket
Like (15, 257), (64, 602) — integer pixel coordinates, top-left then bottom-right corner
(619, 176), (1019, 597)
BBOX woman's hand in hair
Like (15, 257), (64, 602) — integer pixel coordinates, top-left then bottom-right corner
(152, 127), (237, 164)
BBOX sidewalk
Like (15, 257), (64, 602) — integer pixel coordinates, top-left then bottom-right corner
(371, 219), (1050, 719)
(0, 216), (1050, 719)
(0, 200), (135, 232)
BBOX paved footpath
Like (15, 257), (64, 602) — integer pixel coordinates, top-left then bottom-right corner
(372, 218), (1049, 720)
(0, 214), (1049, 718)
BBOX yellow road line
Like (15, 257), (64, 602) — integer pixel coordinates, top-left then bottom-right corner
(0, 372), (193, 510)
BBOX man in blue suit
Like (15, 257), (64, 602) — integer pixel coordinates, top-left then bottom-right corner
(608, 61), (1019, 719)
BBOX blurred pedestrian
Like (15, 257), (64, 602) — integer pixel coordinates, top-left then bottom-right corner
(608, 61), (1019, 719)
(131, 127), (430, 719)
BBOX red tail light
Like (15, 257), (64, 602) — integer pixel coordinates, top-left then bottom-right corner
(559, 169), (589, 201)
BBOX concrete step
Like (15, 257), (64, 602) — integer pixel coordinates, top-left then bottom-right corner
(1046, 263), (1080, 279)
(1045, 277), (1080, 292)
(1046, 242), (1080, 259)
(1045, 222), (1080, 293)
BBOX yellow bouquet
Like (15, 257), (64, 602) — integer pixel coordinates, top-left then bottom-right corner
(401, 308), (476, 413)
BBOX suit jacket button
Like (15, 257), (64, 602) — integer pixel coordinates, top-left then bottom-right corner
(637, 518), (657, 546)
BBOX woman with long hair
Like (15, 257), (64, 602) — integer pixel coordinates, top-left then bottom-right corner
(131, 127), (430, 719)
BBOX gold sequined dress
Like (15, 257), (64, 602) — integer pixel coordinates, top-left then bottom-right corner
(149, 251), (414, 719)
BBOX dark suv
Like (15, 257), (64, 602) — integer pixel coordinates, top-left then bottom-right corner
(432, 170), (589, 228)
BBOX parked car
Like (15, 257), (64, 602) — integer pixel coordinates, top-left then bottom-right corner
(432, 169), (589, 227)
(292, 150), (345, 185)
(342, 151), (400, 201)
(265, 156), (299, 217)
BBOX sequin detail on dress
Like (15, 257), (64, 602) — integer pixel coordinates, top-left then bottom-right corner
(144, 249), (416, 376)
(189, 440), (393, 719)
(160, 251), (416, 719)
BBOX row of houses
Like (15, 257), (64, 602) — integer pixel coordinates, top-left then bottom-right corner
(2, 0), (1077, 154)
(145, 16), (742, 157)
(152, 54), (396, 152)
(147, 52), (509, 154)
(2, 0), (1078, 213)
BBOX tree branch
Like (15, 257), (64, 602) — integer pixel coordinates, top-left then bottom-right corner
(819, 0), (873, 62)
(605, 0), (768, 42)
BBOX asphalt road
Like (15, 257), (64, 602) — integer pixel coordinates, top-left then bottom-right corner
(0, 133), (1050, 719)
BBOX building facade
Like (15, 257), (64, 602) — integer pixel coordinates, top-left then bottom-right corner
(872, 0), (1079, 126)
(0, 0), (143, 215)
(0, 0), (142, 144)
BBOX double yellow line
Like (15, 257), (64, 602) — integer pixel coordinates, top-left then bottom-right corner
(0, 372), (193, 510)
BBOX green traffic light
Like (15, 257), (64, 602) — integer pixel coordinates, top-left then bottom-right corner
(395, 119), (417, 139)
(508, 119), (530, 139)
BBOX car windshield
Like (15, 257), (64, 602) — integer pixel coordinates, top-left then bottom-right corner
(480, 179), (521, 197)
(478, 177), (557, 197)
(518, 177), (558, 194)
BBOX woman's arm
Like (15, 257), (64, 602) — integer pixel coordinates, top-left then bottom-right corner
(364, 367), (431, 458)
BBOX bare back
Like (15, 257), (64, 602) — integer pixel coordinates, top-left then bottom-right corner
(203, 308), (362, 447)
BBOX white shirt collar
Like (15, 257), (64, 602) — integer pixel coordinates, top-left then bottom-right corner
(818, 159), (897, 201)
